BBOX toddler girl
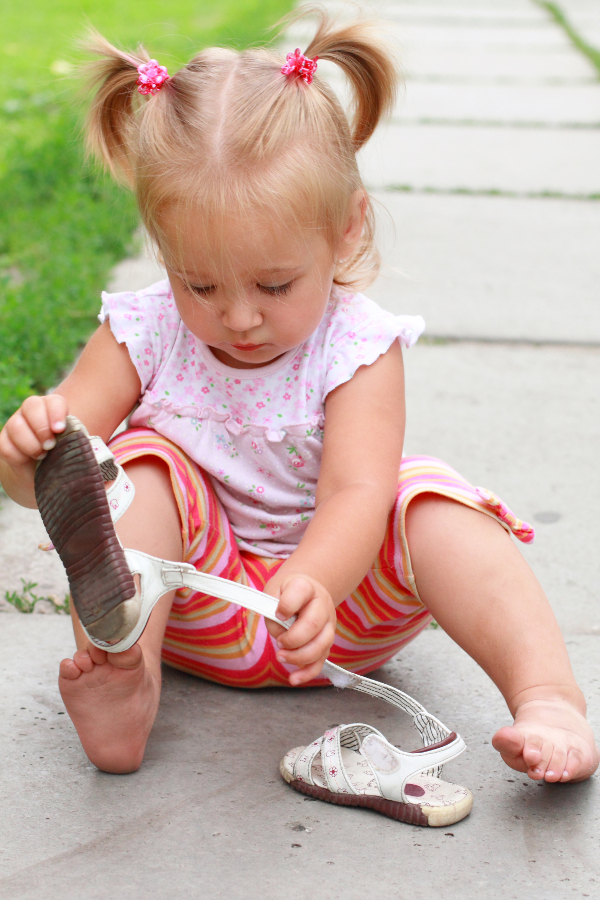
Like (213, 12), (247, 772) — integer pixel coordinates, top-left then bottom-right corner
(0, 12), (597, 794)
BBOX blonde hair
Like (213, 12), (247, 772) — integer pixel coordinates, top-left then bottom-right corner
(83, 7), (399, 289)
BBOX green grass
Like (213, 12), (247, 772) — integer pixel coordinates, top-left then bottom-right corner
(0, 0), (293, 425)
(535, 1), (600, 79)
(4, 578), (69, 614)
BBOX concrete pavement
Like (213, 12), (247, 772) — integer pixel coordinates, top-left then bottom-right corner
(1, 1), (599, 897)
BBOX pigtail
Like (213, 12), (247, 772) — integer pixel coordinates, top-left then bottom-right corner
(288, 7), (400, 150)
(81, 29), (152, 185)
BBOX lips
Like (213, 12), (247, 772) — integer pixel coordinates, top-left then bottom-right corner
(231, 343), (265, 351)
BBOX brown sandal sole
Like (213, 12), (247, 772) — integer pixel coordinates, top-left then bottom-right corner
(280, 762), (472, 827)
(34, 416), (140, 643)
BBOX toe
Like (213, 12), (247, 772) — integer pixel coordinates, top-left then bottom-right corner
(492, 726), (525, 759)
(72, 649), (95, 673)
(87, 644), (108, 665)
(108, 643), (144, 670)
(543, 745), (568, 783)
(525, 738), (552, 780)
(59, 658), (83, 680)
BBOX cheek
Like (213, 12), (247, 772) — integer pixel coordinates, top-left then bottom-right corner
(174, 294), (217, 338)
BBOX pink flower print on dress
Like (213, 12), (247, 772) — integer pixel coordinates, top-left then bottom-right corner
(256, 402), (265, 409)
(283, 393), (291, 401)
(201, 386), (210, 394)
(291, 458), (304, 468)
(176, 374), (184, 381)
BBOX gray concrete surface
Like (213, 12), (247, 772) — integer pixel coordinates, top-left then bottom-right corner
(1, 0), (600, 897)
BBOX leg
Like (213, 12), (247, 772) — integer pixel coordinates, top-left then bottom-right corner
(405, 494), (599, 783)
(59, 458), (182, 773)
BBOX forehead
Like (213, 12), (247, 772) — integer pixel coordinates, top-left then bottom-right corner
(159, 206), (330, 277)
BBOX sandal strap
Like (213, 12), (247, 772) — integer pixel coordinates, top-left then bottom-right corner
(157, 560), (451, 751)
(360, 730), (467, 802)
(293, 735), (325, 785)
(88, 436), (136, 524)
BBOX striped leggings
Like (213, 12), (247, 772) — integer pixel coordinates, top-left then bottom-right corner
(109, 428), (533, 688)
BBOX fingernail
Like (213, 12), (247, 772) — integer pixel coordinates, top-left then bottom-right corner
(276, 639), (284, 649)
(275, 611), (286, 621)
(53, 420), (66, 431)
(37, 452), (47, 460)
(276, 653), (286, 664)
(43, 439), (56, 451)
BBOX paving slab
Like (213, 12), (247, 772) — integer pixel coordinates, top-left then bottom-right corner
(402, 341), (600, 635)
(0, 615), (598, 900)
(368, 190), (600, 342)
(0, 498), (69, 603)
(358, 122), (600, 194)
(405, 47), (596, 81)
(397, 81), (600, 124)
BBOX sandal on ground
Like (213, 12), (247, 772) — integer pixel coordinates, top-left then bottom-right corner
(279, 673), (472, 826)
(35, 417), (472, 825)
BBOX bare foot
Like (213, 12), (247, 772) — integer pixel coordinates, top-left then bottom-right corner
(492, 697), (599, 783)
(59, 642), (161, 773)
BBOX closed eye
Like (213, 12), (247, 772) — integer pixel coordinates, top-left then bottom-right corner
(189, 284), (215, 297)
(259, 281), (293, 296)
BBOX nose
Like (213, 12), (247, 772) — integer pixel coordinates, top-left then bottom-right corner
(221, 298), (263, 333)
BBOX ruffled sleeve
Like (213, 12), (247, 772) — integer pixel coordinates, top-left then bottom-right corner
(322, 292), (425, 399)
(98, 280), (179, 394)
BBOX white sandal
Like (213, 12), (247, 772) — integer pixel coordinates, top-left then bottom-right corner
(37, 419), (473, 825)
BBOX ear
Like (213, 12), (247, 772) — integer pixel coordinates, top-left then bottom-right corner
(336, 190), (367, 262)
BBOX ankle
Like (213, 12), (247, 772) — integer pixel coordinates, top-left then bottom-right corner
(509, 683), (586, 718)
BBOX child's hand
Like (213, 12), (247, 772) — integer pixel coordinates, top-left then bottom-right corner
(264, 574), (337, 686)
(0, 394), (68, 468)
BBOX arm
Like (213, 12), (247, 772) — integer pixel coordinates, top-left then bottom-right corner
(0, 320), (142, 507)
(264, 340), (406, 683)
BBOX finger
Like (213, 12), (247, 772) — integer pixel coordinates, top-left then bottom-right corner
(289, 657), (327, 687)
(277, 622), (335, 667)
(4, 408), (50, 461)
(1, 411), (47, 464)
(264, 617), (287, 641)
(278, 597), (330, 650)
(44, 393), (68, 432)
(20, 395), (63, 451)
(0, 423), (34, 467)
(275, 576), (315, 621)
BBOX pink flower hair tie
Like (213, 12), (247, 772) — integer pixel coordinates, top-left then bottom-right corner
(281, 48), (318, 85)
(136, 59), (169, 96)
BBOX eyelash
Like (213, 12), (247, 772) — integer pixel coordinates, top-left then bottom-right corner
(187, 281), (293, 298)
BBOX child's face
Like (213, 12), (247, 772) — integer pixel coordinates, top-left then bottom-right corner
(162, 211), (338, 369)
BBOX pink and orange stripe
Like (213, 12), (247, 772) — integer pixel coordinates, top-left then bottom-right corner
(110, 430), (534, 688)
